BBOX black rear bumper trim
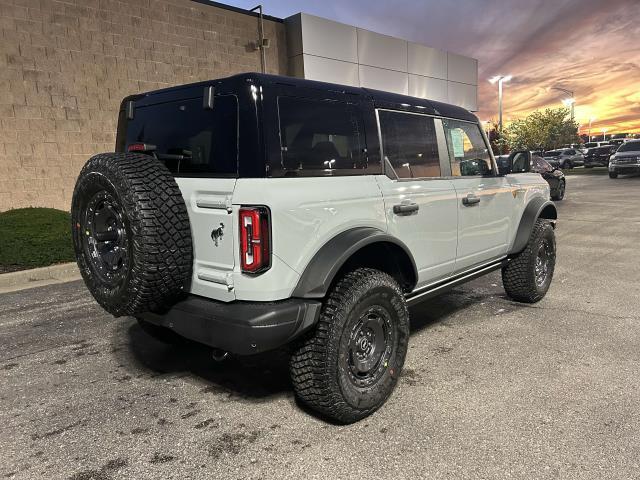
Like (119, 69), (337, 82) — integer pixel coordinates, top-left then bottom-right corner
(139, 296), (322, 355)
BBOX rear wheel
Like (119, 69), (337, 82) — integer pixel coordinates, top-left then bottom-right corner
(290, 268), (409, 424)
(609, 172), (618, 179)
(502, 219), (556, 303)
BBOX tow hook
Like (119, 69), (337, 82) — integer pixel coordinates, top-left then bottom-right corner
(211, 348), (229, 362)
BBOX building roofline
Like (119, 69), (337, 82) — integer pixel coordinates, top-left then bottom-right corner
(189, 0), (284, 23)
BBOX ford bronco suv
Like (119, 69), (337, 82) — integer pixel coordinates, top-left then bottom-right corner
(71, 73), (557, 423)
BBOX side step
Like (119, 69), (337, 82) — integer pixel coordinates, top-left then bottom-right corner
(406, 259), (507, 306)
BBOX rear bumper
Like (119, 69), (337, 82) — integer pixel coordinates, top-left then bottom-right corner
(139, 296), (322, 355)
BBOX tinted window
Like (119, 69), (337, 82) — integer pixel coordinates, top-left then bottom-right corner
(565, 149), (576, 155)
(533, 156), (552, 173)
(378, 110), (441, 178)
(276, 96), (370, 176)
(442, 119), (493, 176)
(617, 142), (640, 152)
(125, 96), (238, 176)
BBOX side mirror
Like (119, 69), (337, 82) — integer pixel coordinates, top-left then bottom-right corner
(504, 150), (532, 174)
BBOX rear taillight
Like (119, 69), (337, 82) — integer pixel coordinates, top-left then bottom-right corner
(127, 143), (156, 153)
(239, 206), (271, 274)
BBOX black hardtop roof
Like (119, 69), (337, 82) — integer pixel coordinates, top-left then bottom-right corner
(133, 72), (478, 123)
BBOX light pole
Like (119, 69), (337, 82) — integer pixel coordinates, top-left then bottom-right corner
(552, 87), (575, 120)
(489, 75), (512, 132)
(588, 117), (596, 141)
(602, 128), (608, 141)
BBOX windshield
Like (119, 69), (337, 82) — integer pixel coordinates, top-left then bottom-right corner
(533, 157), (552, 173)
(617, 142), (640, 153)
(544, 151), (561, 157)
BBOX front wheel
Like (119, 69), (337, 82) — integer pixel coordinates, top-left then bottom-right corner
(551, 180), (565, 201)
(290, 268), (410, 424)
(609, 172), (618, 179)
(502, 219), (556, 303)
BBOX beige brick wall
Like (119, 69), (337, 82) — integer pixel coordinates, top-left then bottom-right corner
(0, 0), (288, 211)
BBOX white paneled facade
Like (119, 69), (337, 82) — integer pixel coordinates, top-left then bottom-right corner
(284, 13), (478, 111)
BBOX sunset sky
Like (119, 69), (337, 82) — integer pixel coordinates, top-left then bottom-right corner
(225, 0), (640, 135)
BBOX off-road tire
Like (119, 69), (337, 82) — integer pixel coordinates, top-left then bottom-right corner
(289, 268), (410, 424)
(502, 219), (555, 303)
(551, 180), (565, 201)
(136, 318), (187, 345)
(71, 153), (192, 317)
(609, 172), (618, 179)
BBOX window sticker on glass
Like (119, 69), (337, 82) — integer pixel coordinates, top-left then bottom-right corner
(451, 129), (465, 158)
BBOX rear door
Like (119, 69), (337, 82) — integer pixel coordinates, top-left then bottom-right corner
(122, 95), (239, 301)
(441, 118), (515, 273)
(375, 110), (458, 287)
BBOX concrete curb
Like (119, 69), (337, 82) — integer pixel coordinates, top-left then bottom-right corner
(0, 262), (81, 293)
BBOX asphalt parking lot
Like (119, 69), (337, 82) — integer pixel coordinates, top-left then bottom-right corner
(1, 173), (639, 479)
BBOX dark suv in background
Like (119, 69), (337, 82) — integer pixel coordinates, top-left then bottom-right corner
(584, 145), (617, 168)
(497, 154), (566, 200)
(609, 140), (640, 178)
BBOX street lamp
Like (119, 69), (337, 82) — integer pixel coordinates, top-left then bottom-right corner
(602, 128), (608, 141)
(489, 75), (512, 132)
(552, 87), (575, 120)
(588, 117), (596, 141)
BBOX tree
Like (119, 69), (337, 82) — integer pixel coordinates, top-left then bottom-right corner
(503, 107), (580, 151)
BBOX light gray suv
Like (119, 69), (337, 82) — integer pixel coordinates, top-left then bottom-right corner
(543, 148), (585, 169)
(71, 73), (558, 423)
(609, 140), (640, 178)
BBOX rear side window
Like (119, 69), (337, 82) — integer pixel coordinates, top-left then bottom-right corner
(378, 110), (441, 179)
(124, 95), (238, 177)
(275, 96), (371, 176)
(442, 119), (493, 177)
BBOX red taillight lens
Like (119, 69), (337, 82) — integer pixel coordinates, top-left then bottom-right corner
(239, 206), (271, 274)
(127, 143), (156, 152)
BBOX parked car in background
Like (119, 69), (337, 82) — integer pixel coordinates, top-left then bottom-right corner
(563, 143), (587, 154)
(497, 154), (566, 201)
(584, 145), (617, 167)
(608, 137), (634, 148)
(533, 155), (566, 200)
(609, 140), (640, 178)
(543, 148), (584, 169)
(584, 141), (610, 149)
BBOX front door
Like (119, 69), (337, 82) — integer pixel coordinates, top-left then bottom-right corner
(440, 118), (515, 273)
(375, 110), (458, 288)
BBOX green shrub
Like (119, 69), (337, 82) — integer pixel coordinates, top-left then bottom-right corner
(0, 208), (75, 272)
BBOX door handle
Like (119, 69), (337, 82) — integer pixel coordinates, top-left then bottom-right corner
(462, 193), (481, 206)
(393, 202), (419, 215)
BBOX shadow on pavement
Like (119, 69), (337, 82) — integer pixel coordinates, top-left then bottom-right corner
(114, 284), (496, 407)
(122, 321), (293, 402)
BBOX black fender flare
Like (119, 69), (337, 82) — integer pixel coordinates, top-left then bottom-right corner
(291, 227), (418, 298)
(509, 198), (557, 255)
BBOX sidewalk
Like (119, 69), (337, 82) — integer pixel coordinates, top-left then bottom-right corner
(0, 262), (80, 294)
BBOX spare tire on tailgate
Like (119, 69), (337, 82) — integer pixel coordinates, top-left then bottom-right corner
(71, 153), (193, 317)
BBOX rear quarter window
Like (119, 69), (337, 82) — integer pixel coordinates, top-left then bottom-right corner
(123, 95), (239, 177)
(273, 96), (378, 177)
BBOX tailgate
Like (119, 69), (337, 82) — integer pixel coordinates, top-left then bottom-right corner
(175, 178), (237, 302)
